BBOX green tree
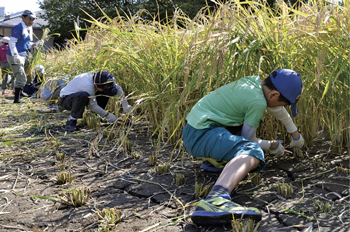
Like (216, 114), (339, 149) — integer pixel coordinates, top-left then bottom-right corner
(38, 0), (140, 45)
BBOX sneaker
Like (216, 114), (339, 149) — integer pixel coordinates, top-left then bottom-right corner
(65, 120), (77, 132)
(20, 91), (28, 97)
(13, 99), (25, 104)
(2, 90), (10, 95)
(191, 197), (262, 226)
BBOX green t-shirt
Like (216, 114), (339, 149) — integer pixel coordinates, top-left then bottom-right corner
(186, 76), (267, 129)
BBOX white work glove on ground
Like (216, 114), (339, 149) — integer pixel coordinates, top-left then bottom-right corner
(14, 55), (21, 64)
(35, 40), (44, 47)
(290, 132), (304, 148)
(105, 113), (117, 123)
(122, 104), (133, 116)
(269, 141), (285, 155)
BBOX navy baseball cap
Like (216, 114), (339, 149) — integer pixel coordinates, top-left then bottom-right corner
(22, 10), (36, 19)
(93, 71), (118, 96)
(270, 69), (303, 117)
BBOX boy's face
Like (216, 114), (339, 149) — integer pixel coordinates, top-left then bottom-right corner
(265, 90), (289, 107)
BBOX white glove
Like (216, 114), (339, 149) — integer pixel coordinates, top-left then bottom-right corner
(269, 141), (285, 155)
(35, 40), (44, 47)
(105, 113), (116, 123)
(14, 55), (21, 64)
(290, 132), (304, 148)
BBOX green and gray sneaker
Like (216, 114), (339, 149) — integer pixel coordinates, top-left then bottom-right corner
(191, 197), (262, 226)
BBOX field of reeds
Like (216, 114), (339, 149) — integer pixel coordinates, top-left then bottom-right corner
(39, 0), (349, 151)
(0, 0), (349, 231)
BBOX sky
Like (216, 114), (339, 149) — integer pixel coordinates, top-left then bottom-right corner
(0, 0), (42, 15)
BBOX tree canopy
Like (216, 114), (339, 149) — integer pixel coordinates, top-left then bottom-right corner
(39, 0), (213, 45)
(39, 0), (313, 46)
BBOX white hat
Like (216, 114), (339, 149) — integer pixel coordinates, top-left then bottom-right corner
(36, 65), (45, 74)
(2, 37), (10, 43)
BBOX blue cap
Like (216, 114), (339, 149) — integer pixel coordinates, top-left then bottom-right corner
(93, 71), (118, 96)
(22, 10), (36, 19)
(270, 69), (303, 117)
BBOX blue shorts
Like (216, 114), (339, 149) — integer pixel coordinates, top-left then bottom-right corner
(182, 123), (266, 172)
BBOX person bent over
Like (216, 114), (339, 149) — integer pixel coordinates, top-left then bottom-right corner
(59, 70), (132, 132)
(182, 69), (304, 225)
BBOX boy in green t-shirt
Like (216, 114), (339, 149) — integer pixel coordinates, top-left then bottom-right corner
(182, 69), (304, 225)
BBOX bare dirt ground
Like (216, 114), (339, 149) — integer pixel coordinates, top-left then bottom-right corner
(0, 96), (349, 232)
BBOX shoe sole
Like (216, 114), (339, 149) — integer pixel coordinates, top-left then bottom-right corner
(191, 209), (262, 226)
(200, 163), (223, 172)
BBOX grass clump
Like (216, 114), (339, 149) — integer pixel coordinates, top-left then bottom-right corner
(336, 166), (349, 175)
(82, 112), (100, 131)
(103, 130), (116, 141)
(248, 173), (261, 186)
(231, 218), (260, 232)
(96, 207), (123, 231)
(131, 151), (141, 159)
(59, 187), (91, 207)
(56, 171), (74, 184)
(56, 152), (66, 161)
(293, 147), (304, 159)
(195, 182), (213, 199)
(314, 199), (332, 213)
(149, 154), (157, 166)
(155, 163), (170, 175)
(313, 158), (323, 168)
(173, 173), (186, 186)
(276, 182), (293, 198)
(117, 136), (132, 152)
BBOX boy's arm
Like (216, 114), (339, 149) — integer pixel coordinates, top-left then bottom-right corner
(241, 122), (271, 150)
(266, 106), (299, 139)
(241, 121), (284, 154)
(267, 106), (304, 147)
(266, 106), (297, 133)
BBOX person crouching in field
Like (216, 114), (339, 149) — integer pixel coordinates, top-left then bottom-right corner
(182, 69), (305, 225)
(59, 70), (133, 132)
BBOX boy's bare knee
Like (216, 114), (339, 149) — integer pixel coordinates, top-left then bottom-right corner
(251, 156), (261, 168)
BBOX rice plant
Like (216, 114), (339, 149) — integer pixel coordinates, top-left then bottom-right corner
(103, 129), (116, 141)
(336, 166), (349, 175)
(248, 173), (261, 186)
(131, 151), (141, 159)
(231, 217), (260, 232)
(155, 162), (170, 175)
(173, 173), (186, 186)
(96, 207), (123, 231)
(56, 171), (74, 184)
(195, 182), (213, 198)
(56, 152), (66, 161)
(59, 187), (91, 207)
(149, 154), (157, 166)
(39, 1), (349, 153)
(313, 158), (322, 168)
(314, 199), (332, 213)
(276, 182), (293, 198)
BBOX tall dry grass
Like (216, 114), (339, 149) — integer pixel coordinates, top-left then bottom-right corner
(40, 0), (349, 153)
